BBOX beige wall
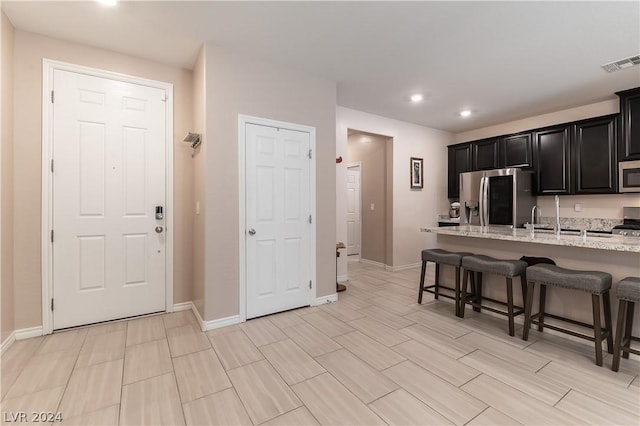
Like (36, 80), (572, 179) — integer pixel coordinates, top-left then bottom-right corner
(1, 11), (15, 342)
(336, 107), (454, 278)
(347, 133), (389, 264)
(12, 31), (194, 330)
(200, 43), (337, 322)
(455, 99), (640, 219)
(191, 47), (205, 320)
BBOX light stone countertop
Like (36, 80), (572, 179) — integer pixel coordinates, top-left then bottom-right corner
(421, 225), (640, 253)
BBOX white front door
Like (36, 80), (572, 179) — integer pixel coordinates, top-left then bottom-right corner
(346, 165), (361, 256)
(52, 69), (167, 329)
(245, 122), (312, 319)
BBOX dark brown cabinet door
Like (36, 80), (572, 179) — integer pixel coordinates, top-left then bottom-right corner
(501, 133), (532, 168)
(533, 126), (572, 194)
(617, 87), (640, 161)
(472, 138), (500, 170)
(448, 143), (471, 198)
(573, 115), (618, 194)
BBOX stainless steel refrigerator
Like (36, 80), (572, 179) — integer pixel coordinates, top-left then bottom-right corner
(460, 168), (535, 228)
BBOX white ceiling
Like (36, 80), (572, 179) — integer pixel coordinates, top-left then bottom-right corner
(3, 1), (639, 133)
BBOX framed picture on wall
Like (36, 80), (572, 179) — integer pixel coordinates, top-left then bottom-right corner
(410, 157), (423, 189)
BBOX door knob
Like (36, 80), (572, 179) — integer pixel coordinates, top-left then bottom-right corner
(155, 226), (164, 233)
(248, 228), (256, 235)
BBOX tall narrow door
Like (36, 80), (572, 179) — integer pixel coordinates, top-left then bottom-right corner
(346, 166), (361, 255)
(52, 69), (167, 329)
(245, 123), (312, 319)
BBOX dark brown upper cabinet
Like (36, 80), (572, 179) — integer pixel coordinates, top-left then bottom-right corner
(500, 133), (532, 168)
(573, 115), (618, 194)
(447, 143), (472, 198)
(533, 125), (572, 195)
(472, 138), (500, 170)
(617, 87), (640, 161)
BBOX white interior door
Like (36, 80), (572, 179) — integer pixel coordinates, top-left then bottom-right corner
(346, 165), (361, 256)
(52, 69), (167, 329)
(245, 123), (312, 319)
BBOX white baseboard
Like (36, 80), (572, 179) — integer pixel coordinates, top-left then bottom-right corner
(359, 258), (387, 268)
(386, 262), (421, 272)
(337, 274), (348, 283)
(15, 326), (43, 340)
(1, 331), (16, 355)
(173, 302), (193, 312)
(312, 293), (338, 306)
(201, 315), (241, 332)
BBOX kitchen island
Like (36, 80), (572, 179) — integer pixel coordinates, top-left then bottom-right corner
(422, 225), (640, 253)
(421, 225), (640, 334)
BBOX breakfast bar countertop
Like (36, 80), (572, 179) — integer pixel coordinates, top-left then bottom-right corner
(421, 225), (640, 253)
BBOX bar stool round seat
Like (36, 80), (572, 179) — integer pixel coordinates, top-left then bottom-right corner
(616, 277), (640, 302)
(462, 255), (527, 278)
(460, 255), (528, 336)
(418, 249), (473, 316)
(611, 277), (640, 372)
(523, 264), (613, 367)
(526, 265), (611, 294)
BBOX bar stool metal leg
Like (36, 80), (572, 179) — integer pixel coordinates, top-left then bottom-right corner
(460, 269), (469, 318)
(454, 266), (461, 317)
(538, 284), (547, 332)
(592, 293), (603, 367)
(434, 263), (440, 300)
(623, 301), (635, 359)
(611, 299), (627, 372)
(602, 291), (613, 353)
(523, 281), (535, 341)
(506, 277), (515, 337)
(418, 260), (427, 304)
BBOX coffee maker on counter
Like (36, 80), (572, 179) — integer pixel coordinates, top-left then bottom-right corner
(449, 202), (460, 219)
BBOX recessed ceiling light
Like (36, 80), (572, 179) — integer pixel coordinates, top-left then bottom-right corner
(459, 110), (472, 117)
(98, 0), (117, 6)
(410, 94), (424, 103)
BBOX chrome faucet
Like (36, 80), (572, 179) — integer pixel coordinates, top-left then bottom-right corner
(555, 195), (561, 237)
(531, 205), (537, 226)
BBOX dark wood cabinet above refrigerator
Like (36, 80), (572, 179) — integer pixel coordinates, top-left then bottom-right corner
(448, 114), (620, 198)
(617, 87), (640, 161)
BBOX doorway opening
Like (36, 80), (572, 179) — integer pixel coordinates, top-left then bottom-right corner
(346, 129), (393, 274)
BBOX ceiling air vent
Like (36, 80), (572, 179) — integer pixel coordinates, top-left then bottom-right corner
(602, 55), (640, 72)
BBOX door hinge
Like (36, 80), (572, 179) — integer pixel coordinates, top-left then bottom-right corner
(308, 215), (312, 224)
(50, 159), (54, 173)
(308, 149), (313, 159)
(309, 280), (312, 289)
(51, 90), (54, 103)
(161, 92), (167, 102)
(51, 230), (54, 243)
(51, 298), (54, 311)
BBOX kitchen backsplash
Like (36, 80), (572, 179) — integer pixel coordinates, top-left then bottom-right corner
(537, 216), (622, 231)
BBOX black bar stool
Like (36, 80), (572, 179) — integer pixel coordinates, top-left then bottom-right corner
(460, 255), (528, 336)
(418, 249), (473, 316)
(611, 277), (640, 372)
(523, 264), (613, 366)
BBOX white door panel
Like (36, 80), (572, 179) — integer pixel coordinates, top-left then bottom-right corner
(245, 123), (311, 319)
(346, 166), (361, 255)
(52, 69), (166, 329)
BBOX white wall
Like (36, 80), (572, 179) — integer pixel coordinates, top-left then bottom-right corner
(336, 107), (453, 278)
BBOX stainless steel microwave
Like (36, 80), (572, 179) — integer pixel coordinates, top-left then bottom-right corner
(619, 160), (640, 193)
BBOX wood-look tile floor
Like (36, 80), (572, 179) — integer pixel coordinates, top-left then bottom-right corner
(2, 260), (639, 425)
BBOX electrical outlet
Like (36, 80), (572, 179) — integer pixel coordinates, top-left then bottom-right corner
(370, 203), (375, 211)
(574, 203), (582, 212)
(196, 201), (200, 215)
